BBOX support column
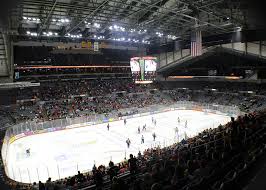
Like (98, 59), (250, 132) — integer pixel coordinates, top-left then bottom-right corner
(245, 41), (248, 55)
(9, 37), (14, 81)
(259, 41), (262, 57)
(165, 51), (167, 65)
(158, 52), (161, 68)
(172, 50), (175, 61)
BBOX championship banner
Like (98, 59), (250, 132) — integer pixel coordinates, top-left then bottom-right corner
(88, 41), (92, 49)
(81, 41), (87, 48)
(94, 42), (99, 51)
(81, 41), (107, 50)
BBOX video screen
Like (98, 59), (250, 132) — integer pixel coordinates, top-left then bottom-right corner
(144, 59), (157, 72)
(130, 59), (141, 72)
(130, 57), (157, 83)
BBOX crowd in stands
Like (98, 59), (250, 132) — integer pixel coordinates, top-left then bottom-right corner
(166, 89), (266, 112)
(16, 67), (131, 77)
(1, 79), (266, 190)
(160, 81), (266, 96)
(3, 79), (266, 124)
(17, 79), (150, 101)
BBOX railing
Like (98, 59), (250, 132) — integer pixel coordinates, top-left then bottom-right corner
(1, 101), (241, 184)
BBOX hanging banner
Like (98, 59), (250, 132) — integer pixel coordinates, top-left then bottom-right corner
(81, 41), (87, 48)
(94, 42), (99, 51)
(88, 41), (92, 50)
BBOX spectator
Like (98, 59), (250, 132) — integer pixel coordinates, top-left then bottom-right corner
(31, 182), (38, 190)
(38, 181), (45, 190)
(45, 178), (54, 190)
(76, 171), (85, 183)
(128, 154), (138, 174)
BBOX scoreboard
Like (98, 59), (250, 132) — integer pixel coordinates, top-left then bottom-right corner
(130, 56), (157, 83)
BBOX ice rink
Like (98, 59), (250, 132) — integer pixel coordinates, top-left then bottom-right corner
(5, 110), (231, 183)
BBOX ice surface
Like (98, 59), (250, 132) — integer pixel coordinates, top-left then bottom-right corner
(5, 110), (230, 183)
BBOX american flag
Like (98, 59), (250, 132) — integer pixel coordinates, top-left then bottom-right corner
(191, 30), (202, 57)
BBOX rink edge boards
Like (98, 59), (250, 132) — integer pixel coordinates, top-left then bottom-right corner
(4, 108), (233, 146)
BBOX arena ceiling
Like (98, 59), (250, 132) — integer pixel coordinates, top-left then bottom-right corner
(7, 0), (248, 43)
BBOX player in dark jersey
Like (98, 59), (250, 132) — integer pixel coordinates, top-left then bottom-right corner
(142, 124), (146, 131)
(26, 148), (30, 157)
(126, 138), (131, 148)
(138, 126), (141, 134)
(152, 132), (156, 141)
(107, 123), (110, 131)
(141, 135), (144, 144)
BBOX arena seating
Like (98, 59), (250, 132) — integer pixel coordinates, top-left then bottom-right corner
(0, 80), (266, 190)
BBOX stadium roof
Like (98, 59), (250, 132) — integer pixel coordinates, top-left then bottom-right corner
(7, 0), (247, 43)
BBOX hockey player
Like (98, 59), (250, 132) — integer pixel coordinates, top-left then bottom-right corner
(178, 117), (180, 124)
(126, 138), (131, 148)
(26, 148), (30, 157)
(185, 120), (187, 128)
(138, 126), (141, 134)
(154, 119), (157, 126)
(141, 135), (144, 144)
(175, 126), (179, 134)
(124, 119), (127, 126)
(107, 123), (110, 131)
(142, 124), (147, 131)
(152, 132), (156, 141)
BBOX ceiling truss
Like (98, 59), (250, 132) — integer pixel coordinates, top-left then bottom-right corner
(9, 0), (246, 43)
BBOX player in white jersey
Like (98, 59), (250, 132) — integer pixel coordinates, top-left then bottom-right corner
(175, 126), (179, 134)
(185, 120), (187, 128)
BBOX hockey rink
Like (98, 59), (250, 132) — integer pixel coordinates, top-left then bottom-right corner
(5, 110), (231, 183)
